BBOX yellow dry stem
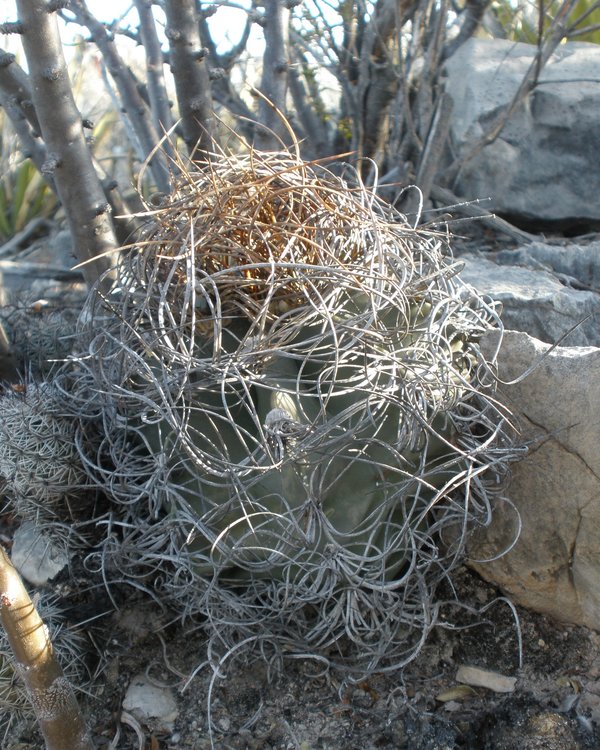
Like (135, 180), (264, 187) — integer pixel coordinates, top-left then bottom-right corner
(0, 545), (91, 750)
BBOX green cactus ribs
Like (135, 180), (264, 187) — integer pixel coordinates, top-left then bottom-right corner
(66, 148), (516, 677)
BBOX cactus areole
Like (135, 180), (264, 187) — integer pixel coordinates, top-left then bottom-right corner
(69, 150), (514, 675)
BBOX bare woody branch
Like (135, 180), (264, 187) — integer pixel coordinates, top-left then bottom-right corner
(15, 0), (117, 289)
(198, 4), (255, 71)
(0, 45), (141, 250)
(442, 0), (491, 60)
(400, 91), (453, 216)
(0, 546), (92, 750)
(218, 10), (254, 70)
(164, 0), (214, 159)
(0, 50), (50, 181)
(0, 21), (24, 35)
(256, 0), (291, 149)
(288, 49), (330, 158)
(133, 0), (175, 157)
(0, 49), (43, 137)
(67, 0), (172, 193)
(197, 5), (256, 134)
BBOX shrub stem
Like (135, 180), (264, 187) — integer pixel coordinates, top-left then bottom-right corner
(0, 545), (92, 750)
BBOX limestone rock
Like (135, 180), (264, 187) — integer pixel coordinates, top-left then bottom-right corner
(11, 523), (69, 586)
(122, 674), (178, 732)
(469, 330), (600, 630)
(495, 240), (600, 289)
(459, 253), (600, 347)
(443, 39), (600, 228)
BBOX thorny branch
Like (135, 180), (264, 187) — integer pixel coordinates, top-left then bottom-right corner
(0, 546), (92, 750)
(14, 0), (118, 289)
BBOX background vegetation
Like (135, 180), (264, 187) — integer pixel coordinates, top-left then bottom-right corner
(1, 0), (599, 270)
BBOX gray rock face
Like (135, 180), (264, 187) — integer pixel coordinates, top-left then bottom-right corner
(459, 253), (600, 347)
(469, 331), (600, 631)
(495, 240), (600, 289)
(443, 39), (600, 227)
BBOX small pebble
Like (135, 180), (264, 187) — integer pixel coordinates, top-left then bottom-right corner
(11, 523), (68, 586)
(218, 716), (231, 732)
(456, 665), (517, 693)
(123, 674), (179, 731)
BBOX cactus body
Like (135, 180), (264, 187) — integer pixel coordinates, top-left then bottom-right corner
(0, 382), (88, 525)
(64, 150), (514, 675)
(0, 303), (79, 376)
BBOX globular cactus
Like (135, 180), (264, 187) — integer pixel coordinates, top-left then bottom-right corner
(0, 302), (79, 376)
(0, 381), (89, 533)
(64, 149), (515, 676)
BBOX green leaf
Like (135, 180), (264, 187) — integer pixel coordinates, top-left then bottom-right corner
(0, 184), (12, 239)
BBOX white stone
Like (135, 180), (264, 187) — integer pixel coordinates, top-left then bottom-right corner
(11, 523), (69, 586)
(122, 674), (178, 731)
(468, 331), (600, 631)
(456, 666), (517, 693)
(459, 253), (600, 347)
(444, 39), (600, 227)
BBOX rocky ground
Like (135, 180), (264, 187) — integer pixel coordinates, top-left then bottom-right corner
(95, 567), (600, 750)
(7, 564), (600, 750)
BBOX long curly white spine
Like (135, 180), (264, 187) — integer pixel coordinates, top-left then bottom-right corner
(57, 150), (517, 677)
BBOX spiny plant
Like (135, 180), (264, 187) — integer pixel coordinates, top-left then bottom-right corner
(0, 591), (89, 745)
(0, 547), (92, 750)
(0, 302), (79, 376)
(0, 111), (57, 242)
(0, 380), (90, 547)
(56, 146), (516, 678)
